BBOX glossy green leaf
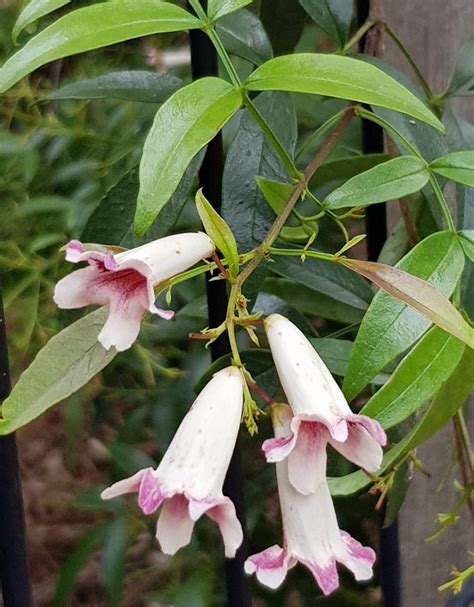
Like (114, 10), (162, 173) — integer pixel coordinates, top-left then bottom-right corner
(373, 106), (449, 228)
(323, 156), (429, 209)
(343, 232), (465, 401)
(446, 34), (474, 97)
(136, 77), (242, 236)
(260, 0), (307, 55)
(342, 257), (473, 348)
(195, 189), (239, 276)
(272, 255), (373, 312)
(45, 71), (182, 103)
(53, 525), (108, 606)
(12, 0), (71, 43)
(245, 54), (444, 131)
(458, 230), (474, 261)
(311, 153), (389, 187)
(222, 92), (297, 299)
(360, 326), (465, 429)
(256, 176), (293, 214)
(217, 9), (272, 65)
(330, 346), (474, 497)
(0, 308), (117, 435)
(0, 0), (200, 94)
(207, 0), (252, 20)
(82, 153), (204, 248)
(430, 151), (474, 187)
(262, 277), (366, 324)
(298, 0), (353, 48)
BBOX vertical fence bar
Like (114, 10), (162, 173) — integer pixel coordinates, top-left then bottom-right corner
(357, 2), (401, 606)
(188, 6), (252, 606)
(0, 283), (33, 606)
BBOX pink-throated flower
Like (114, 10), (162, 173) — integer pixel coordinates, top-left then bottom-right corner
(262, 314), (386, 495)
(101, 366), (244, 557)
(53, 233), (214, 352)
(245, 404), (376, 595)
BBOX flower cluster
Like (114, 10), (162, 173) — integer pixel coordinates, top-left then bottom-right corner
(56, 238), (386, 597)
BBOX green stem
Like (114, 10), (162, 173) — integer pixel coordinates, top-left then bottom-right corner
(242, 93), (301, 180)
(428, 174), (456, 232)
(205, 26), (242, 88)
(268, 247), (336, 262)
(187, 0), (208, 21)
(342, 19), (374, 54)
(384, 24), (433, 101)
(356, 106), (455, 232)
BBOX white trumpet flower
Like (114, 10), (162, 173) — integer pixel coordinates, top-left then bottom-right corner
(54, 233), (214, 351)
(101, 367), (244, 557)
(245, 405), (376, 595)
(263, 314), (386, 495)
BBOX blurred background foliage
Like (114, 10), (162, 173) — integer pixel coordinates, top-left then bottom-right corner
(1, 0), (471, 604)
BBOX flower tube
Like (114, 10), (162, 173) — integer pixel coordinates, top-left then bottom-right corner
(263, 314), (386, 494)
(54, 233), (214, 351)
(101, 367), (243, 557)
(245, 405), (375, 595)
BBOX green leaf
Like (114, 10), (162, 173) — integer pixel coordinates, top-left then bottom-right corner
(217, 9), (272, 65)
(82, 153), (204, 248)
(330, 346), (474, 497)
(103, 518), (130, 607)
(298, 0), (352, 48)
(310, 337), (394, 385)
(195, 189), (239, 276)
(245, 54), (444, 131)
(45, 70), (182, 103)
(311, 153), (389, 187)
(255, 176), (293, 214)
(458, 230), (474, 261)
(53, 525), (108, 607)
(222, 92), (297, 299)
(446, 34), (474, 97)
(343, 231), (465, 401)
(323, 156), (429, 209)
(360, 326), (465, 429)
(207, 0), (252, 21)
(342, 257), (473, 348)
(430, 151), (474, 187)
(0, 308), (117, 434)
(0, 0), (200, 94)
(12, 0), (71, 43)
(136, 77), (242, 236)
(260, 0), (307, 55)
(272, 255), (374, 312)
(262, 277), (366, 324)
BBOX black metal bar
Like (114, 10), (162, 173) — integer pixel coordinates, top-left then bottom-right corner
(188, 8), (252, 607)
(357, 2), (400, 606)
(0, 284), (33, 606)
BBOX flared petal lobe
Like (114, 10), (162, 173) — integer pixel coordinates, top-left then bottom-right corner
(54, 233), (214, 351)
(101, 367), (244, 557)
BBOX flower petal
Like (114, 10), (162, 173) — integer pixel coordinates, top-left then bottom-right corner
(138, 469), (168, 515)
(300, 558), (339, 596)
(98, 301), (145, 352)
(206, 500), (243, 558)
(244, 545), (290, 590)
(156, 494), (194, 555)
(287, 421), (328, 495)
(101, 468), (149, 500)
(53, 266), (107, 309)
(339, 530), (376, 581)
(329, 414), (386, 472)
